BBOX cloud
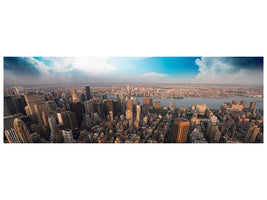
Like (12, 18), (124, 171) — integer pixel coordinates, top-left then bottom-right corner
(140, 72), (168, 78)
(4, 57), (42, 76)
(193, 57), (263, 85)
(46, 57), (117, 75)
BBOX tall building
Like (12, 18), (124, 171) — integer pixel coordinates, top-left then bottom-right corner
(126, 109), (133, 120)
(84, 100), (94, 114)
(240, 100), (246, 107)
(154, 100), (161, 109)
(136, 105), (141, 122)
(171, 118), (189, 143)
(70, 102), (83, 127)
(143, 97), (150, 111)
(127, 99), (133, 111)
(48, 116), (63, 143)
(249, 102), (256, 109)
(4, 128), (21, 143)
(58, 111), (78, 130)
(62, 130), (74, 143)
(243, 125), (260, 143)
(72, 88), (80, 102)
(105, 100), (114, 114)
(13, 118), (33, 143)
(170, 102), (176, 110)
(94, 102), (103, 116)
(24, 93), (46, 123)
(85, 86), (91, 100)
(113, 101), (122, 115)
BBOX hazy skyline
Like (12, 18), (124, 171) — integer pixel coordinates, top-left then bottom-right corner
(4, 57), (263, 86)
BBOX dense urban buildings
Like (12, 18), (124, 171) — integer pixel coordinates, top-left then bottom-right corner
(3, 84), (264, 143)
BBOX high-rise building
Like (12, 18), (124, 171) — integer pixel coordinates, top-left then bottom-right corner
(113, 101), (121, 115)
(154, 101), (161, 109)
(249, 102), (256, 109)
(127, 99), (133, 111)
(13, 118), (33, 143)
(4, 128), (21, 143)
(24, 93), (46, 123)
(93, 102), (103, 116)
(170, 102), (176, 110)
(136, 105), (141, 122)
(84, 100), (94, 114)
(171, 118), (189, 143)
(70, 102), (83, 127)
(243, 125), (260, 143)
(85, 86), (91, 100)
(240, 100), (246, 107)
(126, 109), (133, 120)
(48, 116), (63, 143)
(72, 88), (80, 102)
(105, 100), (114, 114)
(62, 130), (74, 143)
(143, 97), (150, 111)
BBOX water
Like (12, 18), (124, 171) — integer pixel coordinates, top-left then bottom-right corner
(108, 95), (263, 110)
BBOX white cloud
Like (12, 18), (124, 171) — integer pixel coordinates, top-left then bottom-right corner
(193, 57), (263, 85)
(140, 72), (168, 78)
(42, 57), (117, 75)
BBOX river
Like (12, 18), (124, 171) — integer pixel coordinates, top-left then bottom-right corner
(108, 95), (263, 110)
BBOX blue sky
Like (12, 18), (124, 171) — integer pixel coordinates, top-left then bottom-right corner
(4, 57), (263, 85)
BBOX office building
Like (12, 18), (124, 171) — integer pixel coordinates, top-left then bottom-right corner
(72, 88), (80, 102)
(126, 109), (133, 120)
(171, 118), (189, 143)
(249, 102), (257, 109)
(84, 100), (94, 114)
(24, 93), (46, 123)
(4, 128), (21, 143)
(154, 100), (161, 109)
(85, 86), (91, 100)
(127, 99), (133, 111)
(62, 130), (74, 143)
(136, 105), (141, 122)
(240, 100), (246, 108)
(70, 102), (83, 127)
(13, 118), (33, 143)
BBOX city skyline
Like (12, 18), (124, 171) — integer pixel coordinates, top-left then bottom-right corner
(4, 57), (263, 86)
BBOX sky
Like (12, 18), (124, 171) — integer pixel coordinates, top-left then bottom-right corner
(4, 57), (263, 86)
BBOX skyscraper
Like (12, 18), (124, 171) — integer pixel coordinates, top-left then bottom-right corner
(243, 125), (260, 143)
(48, 116), (60, 142)
(126, 109), (133, 120)
(4, 128), (21, 143)
(171, 118), (190, 143)
(143, 97), (150, 111)
(105, 100), (114, 114)
(84, 100), (94, 114)
(24, 93), (46, 123)
(70, 102), (83, 127)
(85, 86), (91, 100)
(13, 118), (33, 143)
(127, 99), (133, 111)
(136, 104), (141, 122)
(62, 130), (74, 143)
(249, 102), (256, 109)
(72, 88), (80, 102)
(154, 100), (161, 109)
(240, 100), (246, 108)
